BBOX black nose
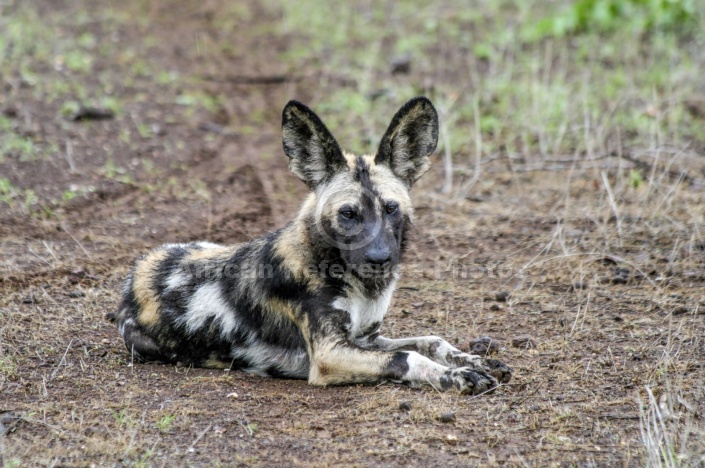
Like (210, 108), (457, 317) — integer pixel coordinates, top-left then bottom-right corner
(365, 248), (391, 265)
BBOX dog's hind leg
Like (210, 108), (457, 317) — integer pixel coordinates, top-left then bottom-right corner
(118, 317), (171, 363)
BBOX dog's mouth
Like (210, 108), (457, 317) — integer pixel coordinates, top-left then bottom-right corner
(351, 262), (395, 281)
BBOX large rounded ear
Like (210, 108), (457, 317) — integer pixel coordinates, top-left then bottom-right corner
(282, 100), (347, 190)
(375, 97), (438, 187)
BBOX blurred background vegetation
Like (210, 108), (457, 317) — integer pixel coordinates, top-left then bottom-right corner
(276, 0), (704, 159)
(1, 0), (704, 205)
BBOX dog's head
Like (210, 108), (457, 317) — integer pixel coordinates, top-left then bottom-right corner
(282, 97), (438, 289)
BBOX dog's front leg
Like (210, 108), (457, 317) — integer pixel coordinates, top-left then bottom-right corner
(362, 335), (512, 384)
(304, 314), (498, 394)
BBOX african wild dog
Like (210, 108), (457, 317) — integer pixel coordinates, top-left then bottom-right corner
(112, 97), (512, 394)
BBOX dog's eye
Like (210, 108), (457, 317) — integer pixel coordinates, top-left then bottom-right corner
(339, 208), (355, 219)
(385, 202), (399, 214)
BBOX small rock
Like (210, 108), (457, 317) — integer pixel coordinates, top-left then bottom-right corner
(100, 338), (110, 345)
(151, 124), (166, 136)
(68, 290), (86, 298)
(529, 405), (540, 412)
(489, 304), (501, 312)
(445, 434), (459, 445)
(512, 335), (537, 349)
(685, 98), (705, 119)
(495, 291), (509, 302)
(213, 425), (227, 434)
(84, 426), (101, 436)
(468, 336), (500, 355)
(198, 122), (225, 134)
(612, 268), (631, 284)
(1, 105), (18, 118)
(672, 306), (689, 316)
(398, 401), (412, 412)
(438, 412), (456, 423)
(632, 353), (643, 361)
(367, 89), (390, 101)
(658, 393), (672, 420)
(21, 294), (36, 304)
(0, 412), (21, 435)
(571, 282), (587, 291)
(69, 106), (114, 121)
(390, 55), (411, 74)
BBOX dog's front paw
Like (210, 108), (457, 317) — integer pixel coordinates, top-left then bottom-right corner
(447, 352), (513, 385)
(439, 367), (497, 395)
(478, 358), (513, 384)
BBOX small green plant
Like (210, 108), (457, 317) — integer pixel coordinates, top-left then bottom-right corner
(110, 408), (135, 429)
(103, 159), (124, 179)
(526, 0), (700, 39)
(629, 169), (645, 189)
(77, 32), (96, 49)
(0, 178), (18, 206)
(4, 459), (22, 468)
(61, 190), (77, 202)
(24, 189), (37, 212)
(156, 70), (179, 85)
(101, 96), (122, 115)
(156, 414), (176, 433)
(175, 91), (220, 112)
(0, 177), (17, 195)
(60, 100), (81, 118)
(62, 50), (93, 73)
(0, 355), (18, 380)
(3, 134), (38, 162)
(240, 420), (257, 436)
(136, 123), (151, 139)
(0, 115), (12, 131)
(134, 450), (154, 468)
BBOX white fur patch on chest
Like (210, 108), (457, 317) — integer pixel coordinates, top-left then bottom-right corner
(332, 279), (397, 339)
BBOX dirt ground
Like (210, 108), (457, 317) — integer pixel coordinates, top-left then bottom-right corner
(1, 1), (704, 466)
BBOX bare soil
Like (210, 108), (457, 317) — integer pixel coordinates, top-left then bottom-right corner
(1, 1), (704, 466)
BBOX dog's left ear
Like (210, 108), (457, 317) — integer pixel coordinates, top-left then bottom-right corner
(282, 100), (347, 190)
(375, 97), (438, 187)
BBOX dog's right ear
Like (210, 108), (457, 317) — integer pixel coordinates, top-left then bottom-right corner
(282, 100), (347, 190)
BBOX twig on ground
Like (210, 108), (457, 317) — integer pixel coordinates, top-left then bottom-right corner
(188, 424), (212, 453)
(51, 339), (73, 380)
